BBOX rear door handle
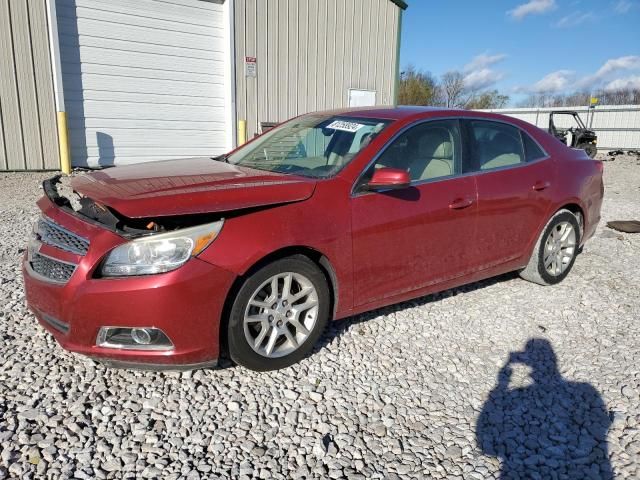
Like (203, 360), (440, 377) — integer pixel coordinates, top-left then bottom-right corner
(533, 181), (551, 191)
(449, 197), (474, 210)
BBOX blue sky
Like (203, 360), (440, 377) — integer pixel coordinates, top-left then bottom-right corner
(400, 0), (640, 104)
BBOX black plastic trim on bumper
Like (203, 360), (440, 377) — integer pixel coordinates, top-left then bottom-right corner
(92, 357), (219, 371)
(39, 311), (70, 335)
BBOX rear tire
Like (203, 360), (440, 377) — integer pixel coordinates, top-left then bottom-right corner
(227, 256), (330, 371)
(520, 209), (581, 286)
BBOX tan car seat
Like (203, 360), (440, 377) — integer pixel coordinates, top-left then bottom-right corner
(480, 132), (522, 170)
(408, 128), (454, 181)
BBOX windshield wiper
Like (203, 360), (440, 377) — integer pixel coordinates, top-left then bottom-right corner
(211, 153), (229, 163)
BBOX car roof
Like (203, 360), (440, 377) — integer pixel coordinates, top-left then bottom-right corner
(307, 105), (505, 122)
(296, 107), (547, 140)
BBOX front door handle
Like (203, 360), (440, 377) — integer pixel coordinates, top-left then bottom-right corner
(449, 197), (474, 210)
(533, 180), (551, 191)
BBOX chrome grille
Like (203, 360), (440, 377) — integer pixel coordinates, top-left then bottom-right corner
(36, 217), (89, 255)
(30, 252), (76, 283)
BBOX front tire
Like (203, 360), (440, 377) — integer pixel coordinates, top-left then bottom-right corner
(227, 256), (330, 371)
(520, 209), (581, 286)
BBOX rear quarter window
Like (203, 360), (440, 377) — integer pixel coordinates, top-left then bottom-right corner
(521, 132), (547, 162)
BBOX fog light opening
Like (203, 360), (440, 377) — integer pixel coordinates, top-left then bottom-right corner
(97, 327), (174, 351)
(131, 328), (153, 345)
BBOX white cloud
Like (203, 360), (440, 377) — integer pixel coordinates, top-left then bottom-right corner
(605, 75), (640, 91)
(554, 11), (595, 28)
(594, 56), (640, 79)
(464, 53), (508, 73)
(522, 56), (640, 94)
(464, 69), (506, 90)
(530, 70), (575, 93)
(579, 55), (640, 88)
(508, 0), (557, 19)
(614, 0), (633, 13)
(462, 53), (507, 90)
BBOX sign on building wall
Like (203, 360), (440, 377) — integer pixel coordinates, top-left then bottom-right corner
(245, 57), (257, 77)
(349, 89), (376, 107)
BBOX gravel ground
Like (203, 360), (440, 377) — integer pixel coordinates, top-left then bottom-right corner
(1, 154), (639, 479)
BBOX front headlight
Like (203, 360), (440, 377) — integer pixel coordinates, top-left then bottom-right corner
(101, 220), (224, 277)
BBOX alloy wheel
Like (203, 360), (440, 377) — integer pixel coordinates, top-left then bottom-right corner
(243, 272), (319, 358)
(543, 221), (576, 276)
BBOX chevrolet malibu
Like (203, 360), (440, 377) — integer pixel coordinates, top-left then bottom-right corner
(23, 107), (603, 371)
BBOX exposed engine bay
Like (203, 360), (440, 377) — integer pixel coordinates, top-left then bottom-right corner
(44, 175), (223, 237)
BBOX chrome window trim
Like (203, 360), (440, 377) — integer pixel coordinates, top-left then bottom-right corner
(472, 154), (552, 175)
(353, 155), (554, 196)
(351, 115), (551, 197)
(465, 116), (550, 162)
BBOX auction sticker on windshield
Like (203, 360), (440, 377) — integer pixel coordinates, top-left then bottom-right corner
(326, 120), (364, 132)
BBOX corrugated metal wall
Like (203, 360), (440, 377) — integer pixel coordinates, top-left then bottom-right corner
(482, 105), (640, 151)
(234, 0), (401, 139)
(0, 0), (59, 170)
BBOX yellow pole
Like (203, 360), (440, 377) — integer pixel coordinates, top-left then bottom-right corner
(57, 111), (71, 174)
(238, 119), (247, 146)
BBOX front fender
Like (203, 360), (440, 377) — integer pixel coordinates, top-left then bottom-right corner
(197, 182), (354, 317)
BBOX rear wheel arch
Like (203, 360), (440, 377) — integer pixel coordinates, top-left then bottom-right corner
(520, 208), (581, 285)
(525, 203), (584, 263)
(557, 202), (585, 236)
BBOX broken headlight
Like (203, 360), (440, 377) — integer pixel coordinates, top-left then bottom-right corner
(101, 220), (224, 276)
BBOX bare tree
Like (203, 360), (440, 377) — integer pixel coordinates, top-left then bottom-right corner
(440, 71), (468, 108)
(398, 65), (511, 109)
(518, 88), (640, 107)
(466, 90), (510, 109)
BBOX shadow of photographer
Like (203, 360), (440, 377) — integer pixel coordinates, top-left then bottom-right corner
(477, 338), (614, 479)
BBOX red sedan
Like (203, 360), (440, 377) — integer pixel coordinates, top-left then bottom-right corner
(23, 107), (603, 371)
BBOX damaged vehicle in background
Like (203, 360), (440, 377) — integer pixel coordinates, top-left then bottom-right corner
(548, 110), (598, 158)
(23, 107), (604, 371)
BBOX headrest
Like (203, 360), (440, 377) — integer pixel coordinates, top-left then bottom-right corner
(492, 132), (520, 155)
(417, 128), (452, 159)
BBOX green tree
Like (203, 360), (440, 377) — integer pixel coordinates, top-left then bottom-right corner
(398, 65), (439, 105)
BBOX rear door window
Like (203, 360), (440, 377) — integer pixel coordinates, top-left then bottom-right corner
(469, 120), (525, 171)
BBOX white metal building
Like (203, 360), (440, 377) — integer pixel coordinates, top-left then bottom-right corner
(0, 0), (406, 171)
(483, 105), (640, 152)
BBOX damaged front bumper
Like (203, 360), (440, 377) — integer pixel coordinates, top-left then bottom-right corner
(23, 181), (236, 369)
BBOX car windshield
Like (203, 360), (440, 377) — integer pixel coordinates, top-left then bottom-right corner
(227, 114), (391, 178)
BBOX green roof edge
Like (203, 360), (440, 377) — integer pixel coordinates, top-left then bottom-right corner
(389, 0), (408, 10)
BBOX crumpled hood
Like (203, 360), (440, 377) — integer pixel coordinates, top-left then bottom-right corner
(70, 157), (317, 218)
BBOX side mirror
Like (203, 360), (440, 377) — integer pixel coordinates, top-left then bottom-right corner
(366, 168), (411, 191)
